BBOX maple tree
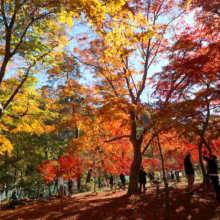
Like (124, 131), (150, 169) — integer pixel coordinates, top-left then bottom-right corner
(2, 2), (220, 214)
(151, 0), (220, 184)
(0, 0), (127, 158)
(73, 0), (188, 196)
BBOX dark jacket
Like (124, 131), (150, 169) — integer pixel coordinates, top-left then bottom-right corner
(184, 155), (194, 175)
(139, 170), (147, 183)
(175, 171), (179, 177)
(120, 174), (125, 183)
(12, 192), (19, 200)
(149, 172), (154, 180)
(68, 179), (73, 186)
(203, 156), (218, 174)
(110, 176), (114, 185)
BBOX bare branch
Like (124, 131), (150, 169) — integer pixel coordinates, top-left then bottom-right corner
(11, 11), (56, 57)
(3, 43), (59, 112)
(104, 135), (130, 143)
(1, 0), (8, 29)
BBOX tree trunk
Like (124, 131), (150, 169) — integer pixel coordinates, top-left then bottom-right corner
(153, 184), (160, 220)
(4, 151), (8, 197)
(198, 142), (210, 184)
(48, 184), (51, 197)
(98, 178), (101, 188)
(75, 126), (79, 138)
(156, 134), (170, 220)
(53, 180), (57, 194)
(77, 176), (81, 191)
(165, 183), (170, 220)
(127, 142), (142, 197)
(93, 162), (97, 193)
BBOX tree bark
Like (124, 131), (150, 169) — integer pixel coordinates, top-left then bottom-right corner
(156, 134), (170, 220)
(198, 141), (210, 184)
(77, 176), (81, 191)
(127, 141), (142, 197)
(4, 151), (8, 197)
(165, 183), (170, 220)
(153, 184), (160, 220)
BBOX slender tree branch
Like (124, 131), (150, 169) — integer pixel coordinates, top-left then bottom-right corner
(1, 0), (8, 29)
(104, 135), (130, 143)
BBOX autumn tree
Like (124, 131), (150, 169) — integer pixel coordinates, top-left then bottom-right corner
(74, 0), (187, 196)
(152, 0), (220, 183)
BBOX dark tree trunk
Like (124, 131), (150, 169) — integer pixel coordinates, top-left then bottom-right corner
(75, 126), (79, 138)
(4, 151), (8, 197)
(198, 141), (210, 184)
(86, 170), (92, 183)
(98, 178), (101, 188)
(77, 176), (81, 191)
(156, 134), (170, 220)
(127, 141), (142, 197)
(48, 184), (51, 197)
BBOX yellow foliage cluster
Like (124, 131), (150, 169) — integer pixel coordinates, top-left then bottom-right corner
(0, 135), (13, 155)
(10, 121), (55, 136)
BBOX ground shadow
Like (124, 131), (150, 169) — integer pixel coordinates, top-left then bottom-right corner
(1, 183), (220, 220)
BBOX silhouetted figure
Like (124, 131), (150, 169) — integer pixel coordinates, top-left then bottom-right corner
(179, 171), (182, 182)
(203, 151), (220, 200)
(12, 191), (22, 201)
(149, 172), (154, 186)
(175, 171), (180, 182)
(68, 178), (73, 195)
(139, 166), (147, 192)
(184, 152), (195, 195)
(110, 175), (114, 190)
(167, 171), (171, 183)
(119, 173), (126, 190)
(171, 172), (175, 182)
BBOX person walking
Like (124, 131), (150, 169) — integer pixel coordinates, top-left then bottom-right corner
(119, 172), (126, 190)
(68, 178), (73, 196)
(179, 171), (182, 182)
(184, 152), (195, 195)
(139, 166), (147, 192)
(167, 171), (171, 183)
(110, 175), (114, 190)
(203, 150), (220, 200)
(149, 172), (154, 186)
(175, 171), (180, 183)
(171, 171), (175, 182)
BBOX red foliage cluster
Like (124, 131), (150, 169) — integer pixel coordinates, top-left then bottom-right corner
(39, 155), (83, 183)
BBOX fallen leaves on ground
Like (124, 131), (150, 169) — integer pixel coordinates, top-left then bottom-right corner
(1, 181), (220, 220)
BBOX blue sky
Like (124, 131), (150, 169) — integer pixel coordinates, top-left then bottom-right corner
(26, 7), (196, 100)
(63, 10), (196, 103)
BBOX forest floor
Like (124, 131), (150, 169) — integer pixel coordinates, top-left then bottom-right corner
(1, 180), (220, 220)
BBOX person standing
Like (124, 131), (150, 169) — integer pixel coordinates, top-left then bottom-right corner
(184, 152), (195, 195)
(119, 172), (126, 190)
(171, 171), (175, 182)
(175, 171), (180, 183)
(149, 171), (154, 186)
(203, 150), (220, 200)
(68, 178), (73, 196)
(179, 171), (182, 182)
(110, 175), (114, 190)
(167, 171), (171, 183)
(139, 166), (147, 192)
